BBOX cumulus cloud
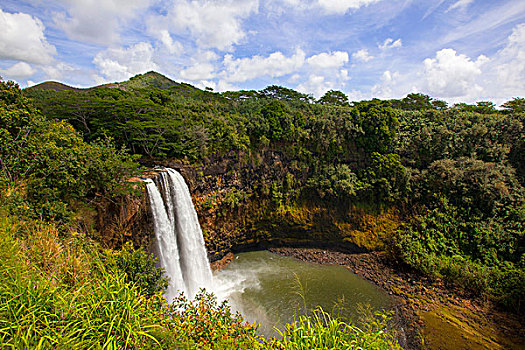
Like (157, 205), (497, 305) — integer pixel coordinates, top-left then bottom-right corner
(216, 80), (239, 92)
(148, 0), (258, 52)
(41, 62), (78, 81)
(297, 74), (332, 97)
(0, 9), (56, 64)
(296, 68), (350, 97)
(307, 51), (349, 69)
(180, 62), (216, 81)
(158, 30), (184, 55)
(379, 38), (402, 50)
(223, 49), (305, 82)
(1, 62), (36, 80)
(93, 42), (158, 83)
(352, 49), (373, 62)
(423, 48), (488, 97)
(316, 0), (382, 14)
(370, 70), (403, 98)
(54, 0), (151, 45)
(361, 24), (525, 104)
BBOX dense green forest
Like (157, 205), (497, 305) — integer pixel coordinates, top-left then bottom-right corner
(1, 70), (524, 347)
(0, 78), (400, 348)
(24, 72), (525, 313)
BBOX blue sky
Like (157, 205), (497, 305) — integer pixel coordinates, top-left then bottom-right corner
(1, 0), (524, 104)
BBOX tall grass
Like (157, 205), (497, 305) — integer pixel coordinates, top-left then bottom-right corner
(0, 216), (162, 349)
(0, 213), (401, 349)
(271, 273), (401, 350)
(272, 307), (401, 350)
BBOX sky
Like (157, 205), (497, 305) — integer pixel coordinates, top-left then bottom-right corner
(1, 0), (524, 105)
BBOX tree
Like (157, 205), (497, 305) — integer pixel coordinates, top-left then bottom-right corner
(475, 101), (496, 114)
(452, 101), (497, 114)
(431, 99), (448, 110)
(401, 93), (434, 110)
(259, 100), (294, 141)
(317, 90), (349, 106)
(260, 85), (314, 103)
(307, 164), (363, 199)
(0, 80), (41, 186)
(1, 80), (137, 223)
(356, 101), (399, 153)
(364, 153), (407, 201)
(423, 158), (523, 217)
(501, 97), (525, 113)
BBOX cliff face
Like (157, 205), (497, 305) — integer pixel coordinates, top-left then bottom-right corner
(96, 151), (402, 260)
(145, 152), (402, 262)
(93, 179), (154, 251)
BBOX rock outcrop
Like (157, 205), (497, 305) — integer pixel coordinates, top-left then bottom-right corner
(127, 151), (403, 262)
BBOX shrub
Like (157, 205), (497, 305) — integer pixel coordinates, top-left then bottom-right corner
(105, 241), (169, 298)
(272, 307), (401, 350)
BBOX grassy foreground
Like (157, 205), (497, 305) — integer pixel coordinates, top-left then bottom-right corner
(0, 214), (400, 349)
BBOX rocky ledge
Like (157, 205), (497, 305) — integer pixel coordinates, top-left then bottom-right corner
(269, 247), (525, 350)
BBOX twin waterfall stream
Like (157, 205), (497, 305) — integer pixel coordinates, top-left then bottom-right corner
(145, 168), (212, 300)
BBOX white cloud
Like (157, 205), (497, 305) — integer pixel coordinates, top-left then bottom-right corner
(216, 80), (239, 92)
(446, 0), (474, 12)
(441, 2), (525, 45)
(149, 0), (259, 52)
(307, 51), (349, 69)
(264, 0), (310, 14)
(288, 74), (301, 83)
(158, 30), (184, 55)
(482, 23), (525, 102)
(379, 38), (402, 50)
(194, 80), (216, 90)
(266, 0), (382, 15)
(352, 49), (373, 62)
(317, 0), (382, 14)
(340, 69), (350, 81)
(0, 9), (56, 64)
(296, 68), (350, 97)
(54, 0), (151, 45)
(223, 49), (305, 82)
(423, 48), (488, 98)
(1, 62), (36, 80)
(359, 24), (525, 104)
(297, 74), (332, 97)
(180, 62), (216, 80)
(41, 62), (77, 81)
(421, 0), (447, 20)
(93, 42), (158, 83)
(370, 70), (403, 98)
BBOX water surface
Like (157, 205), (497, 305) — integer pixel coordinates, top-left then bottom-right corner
(213, 250), (391, 337)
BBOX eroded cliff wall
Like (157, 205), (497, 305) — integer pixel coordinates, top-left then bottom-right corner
(147, 152), (402, 262)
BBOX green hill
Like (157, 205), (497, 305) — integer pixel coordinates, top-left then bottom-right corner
(26, 81), (83, 92)
(26, 71), (187, 92)
(120, 71), (179, 90)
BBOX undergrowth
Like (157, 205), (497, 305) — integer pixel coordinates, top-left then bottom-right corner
(0, 214), (400, 349)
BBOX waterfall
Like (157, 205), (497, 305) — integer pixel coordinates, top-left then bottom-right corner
(145, 168), (213, 300)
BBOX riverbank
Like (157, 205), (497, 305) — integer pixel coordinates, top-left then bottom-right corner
(268, 247), (525, 350)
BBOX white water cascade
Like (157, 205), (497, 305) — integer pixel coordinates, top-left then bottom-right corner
(145, 168), (213, 300)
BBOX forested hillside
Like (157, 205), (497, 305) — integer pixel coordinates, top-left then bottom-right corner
(24, 72), (525, 313)
(0, 75), (405, 350)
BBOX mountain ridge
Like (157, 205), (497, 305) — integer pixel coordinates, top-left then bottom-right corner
(25, 71), (183, 92)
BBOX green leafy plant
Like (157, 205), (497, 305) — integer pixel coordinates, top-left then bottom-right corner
(105, 241), (169, 298)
